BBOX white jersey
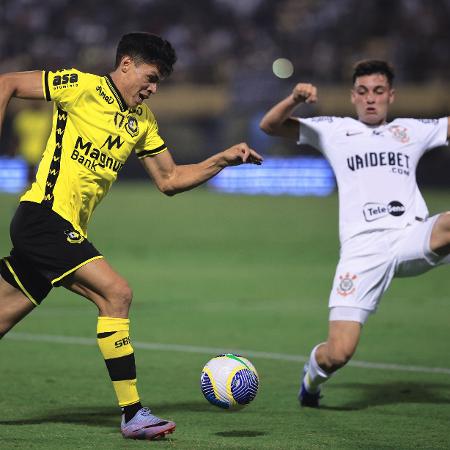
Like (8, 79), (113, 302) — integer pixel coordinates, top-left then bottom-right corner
(297, 117), (448, 243)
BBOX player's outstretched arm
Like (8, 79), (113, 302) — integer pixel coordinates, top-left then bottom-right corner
(259, 83), (318, 140)
(0, 71), (44, 136)
(140, 142), (263, 196)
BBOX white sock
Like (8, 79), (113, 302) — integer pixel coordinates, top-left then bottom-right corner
(304, 343), (331, 393)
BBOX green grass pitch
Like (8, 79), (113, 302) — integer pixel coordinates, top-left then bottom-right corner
(0, 184), (449, 449)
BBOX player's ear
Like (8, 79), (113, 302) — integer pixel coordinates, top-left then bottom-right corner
(388, 88), (395, 104)
(120, 56), (133, 73)
(350, 89), (356, 104)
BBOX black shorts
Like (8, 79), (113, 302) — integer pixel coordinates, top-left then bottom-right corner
(0, 201), (102, 305)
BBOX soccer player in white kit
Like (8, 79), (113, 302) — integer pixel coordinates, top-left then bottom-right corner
(260, 60), (450, 407)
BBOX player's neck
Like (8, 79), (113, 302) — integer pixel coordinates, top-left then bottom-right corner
(108, 70), (130, 109)
(108, 70), (122, 93)
(359, 118), (388, 128)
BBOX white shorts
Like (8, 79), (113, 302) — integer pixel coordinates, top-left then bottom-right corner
(329, 215), (450, 324)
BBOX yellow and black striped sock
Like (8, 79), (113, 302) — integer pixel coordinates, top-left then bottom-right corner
(97, 317), (141, 419)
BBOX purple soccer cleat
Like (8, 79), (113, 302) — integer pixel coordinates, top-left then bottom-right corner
(121, 407), (176, 440)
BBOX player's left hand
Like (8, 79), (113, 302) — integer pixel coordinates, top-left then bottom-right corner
(221, 143), (263, 167)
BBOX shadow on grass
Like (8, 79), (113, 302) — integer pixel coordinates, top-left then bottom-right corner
(321, 380), (450, 411)
(0, 401), (215, 427)
(0, 407), (119, 428)
(215, 430), (267, 437)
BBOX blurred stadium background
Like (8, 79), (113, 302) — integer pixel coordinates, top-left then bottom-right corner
(0, 0), (449, 194)
(1, 3), (449, 448)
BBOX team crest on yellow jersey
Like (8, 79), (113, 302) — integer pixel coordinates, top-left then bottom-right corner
(126, 115), (139, 137)
(114, 112), (140, 137)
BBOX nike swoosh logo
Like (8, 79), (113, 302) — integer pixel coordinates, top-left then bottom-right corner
(346, 131), (363, 136)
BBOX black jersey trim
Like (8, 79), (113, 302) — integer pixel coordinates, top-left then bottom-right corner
(44, 71), (51, 101)
(136, 144), (167, 159)
(41, 107), (67, 208)
(105, 75), (127, 112)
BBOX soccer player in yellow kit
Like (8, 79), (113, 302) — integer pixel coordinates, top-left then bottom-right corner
(0, 32), (263, 440)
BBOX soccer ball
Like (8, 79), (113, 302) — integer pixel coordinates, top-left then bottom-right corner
(200, 353), (259, 409)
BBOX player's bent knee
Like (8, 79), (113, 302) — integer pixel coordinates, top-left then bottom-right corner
(100, 280), (133, 316)
(111, 281), (133, 306)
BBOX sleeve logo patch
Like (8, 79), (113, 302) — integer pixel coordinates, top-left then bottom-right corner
(53, 73), (79, 87)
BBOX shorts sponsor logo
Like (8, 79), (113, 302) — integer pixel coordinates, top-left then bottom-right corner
(65, 229), (85, 244)
(363, 200), (406, 222)
(337, 272), (357, 297)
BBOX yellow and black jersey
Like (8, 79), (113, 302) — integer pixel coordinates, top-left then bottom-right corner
(21, 68), (167, 237)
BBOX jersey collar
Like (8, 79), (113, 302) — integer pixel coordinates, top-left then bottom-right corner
(104, 74), (128, 112)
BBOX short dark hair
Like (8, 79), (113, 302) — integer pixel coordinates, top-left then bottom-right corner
(115, 32), (177, 78)
(352, 60), (395, 86)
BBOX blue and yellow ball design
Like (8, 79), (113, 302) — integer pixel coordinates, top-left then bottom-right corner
(200, 353), (259, 409)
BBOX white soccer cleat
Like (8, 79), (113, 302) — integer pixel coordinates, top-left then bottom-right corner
(121, 407), (176, 440)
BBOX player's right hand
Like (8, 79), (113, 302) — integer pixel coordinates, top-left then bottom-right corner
(221, 142), (263, 167)
(292, 83), (318, 104)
